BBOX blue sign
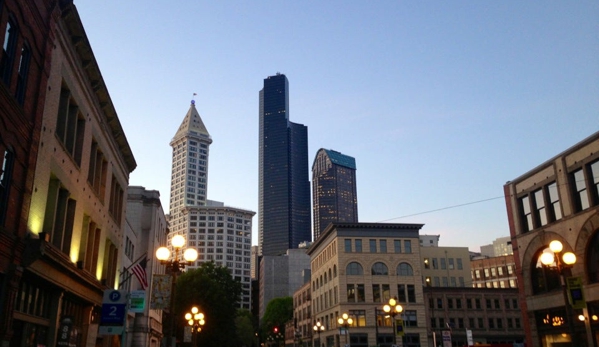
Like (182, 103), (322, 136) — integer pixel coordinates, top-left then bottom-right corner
(100, 303), (126, 324)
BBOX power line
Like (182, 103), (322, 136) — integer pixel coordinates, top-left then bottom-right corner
(377, 196), (505, 222)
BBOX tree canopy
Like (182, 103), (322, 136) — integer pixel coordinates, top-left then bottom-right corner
(261, 296), (293, 335)
(175, 261), (242, 347)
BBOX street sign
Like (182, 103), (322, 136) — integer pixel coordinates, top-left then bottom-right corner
(442, 330), (452, 347)
(130, 290), (146, 313)
(100, 289), (127, 331)
(566, 276), (586, 309)
(395, 318), (405, 336)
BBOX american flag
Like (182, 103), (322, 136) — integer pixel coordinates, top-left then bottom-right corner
(130, 257), (148, 290)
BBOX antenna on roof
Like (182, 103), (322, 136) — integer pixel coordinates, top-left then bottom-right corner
(191, 93), (197, 105)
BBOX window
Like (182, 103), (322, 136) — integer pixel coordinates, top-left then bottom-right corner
(432, 258), (438, 269)
(467, 299), (472, 309)
(369, 239), (376, 252)
(372, 262), (388, 275)
(424, 258), (430, 269)
(43, 177), (76, 254)
(456, 298), (462, 309)
(355, 239), (362, 252)
(356, 284), (365, 302)
(15, 42), (30, 104)
(440, 258), (446, 270)
(547, 182), (562, 220)
(404, 240), (412, 253)
(347, 284), (355, 302)
(397, 263), (413, 276)
(448, 258), (454, 269)
(534, 189), (548, 226)
(589, 160), (599, 206)
(345, 239), (352, 252)
(457, 258), (463, 270)
(572, 168), (590, 211)
(1, 19), (18, 85)
(402, 310), (417, 327)
(407, 285), (416, 303)
(437, 298), (443, 309)
(394, 240), (401, 253)
(0, 148), (14, 225)
(109, 175), (124, 223)
(398, 284), (406, 303)
(447, 298), (453, 309)
(475, 299), (481, 309)
(57, 87), (86, 166)
(346, 262), (363, 275)
(520, 195), (534, 231)
(349, 310), (366, 326)
(379, 240), (387, 253)
(372, 285), (381, 302)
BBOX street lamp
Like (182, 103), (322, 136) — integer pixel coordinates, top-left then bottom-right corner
(156, 234), (198, 347)
(539, 240), (577, 346)
(383, 297), (403, 347)
(313, 320), (325, 347)
(337, 313), (353, 347)
(185, 306), (205, 347)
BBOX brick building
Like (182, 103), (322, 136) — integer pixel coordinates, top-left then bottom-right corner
(504, 131), (599, 346)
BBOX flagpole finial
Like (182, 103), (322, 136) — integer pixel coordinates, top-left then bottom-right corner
(191, 93), (197, 105)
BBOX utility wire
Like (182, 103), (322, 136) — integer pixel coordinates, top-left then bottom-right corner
(377, 174), (599, 223)
(377, 196), (505, 222)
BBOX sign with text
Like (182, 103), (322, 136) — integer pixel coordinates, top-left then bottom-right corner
(100, 289), (127, 334)
(442, 330), (452, 347)
(130, 290), (146, 313)
(566, 276), (586, 309)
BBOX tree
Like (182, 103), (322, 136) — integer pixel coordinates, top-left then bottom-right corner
(175, 261), (242, 347)
(261, 296), (293, 336)
(235, 309), (257, 347)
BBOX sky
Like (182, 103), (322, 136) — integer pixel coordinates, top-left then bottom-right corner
(75, 1), (599, 252)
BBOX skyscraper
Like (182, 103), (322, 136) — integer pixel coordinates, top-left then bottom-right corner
(259, 73), (311, 256)
(168, 100), (255, 309)
(312, 149), (358, 240)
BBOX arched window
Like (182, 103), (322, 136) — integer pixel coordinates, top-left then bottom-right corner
(329, 268), (332, 280)
(397, 263), (413, 276)
(333, 265), (337, 277)
(531, 248), (561, 294)
(588, 231), (599, 283)
(372, 262), (388, 275)
(346, 262), (363, 275)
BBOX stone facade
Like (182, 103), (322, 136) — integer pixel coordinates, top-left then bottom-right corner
(504, 130), (599, 347)
(307, 222), (428, 347)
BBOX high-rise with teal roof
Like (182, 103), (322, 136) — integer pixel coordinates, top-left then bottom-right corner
(312, 148), (358, 240)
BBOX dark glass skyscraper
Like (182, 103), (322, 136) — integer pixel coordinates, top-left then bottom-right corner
(259, 73), (311, 256)
(312, 149), (358, 240)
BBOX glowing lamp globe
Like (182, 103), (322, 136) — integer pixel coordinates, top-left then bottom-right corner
(172, 235), (186, 248)
(540, 252), (555, 266)
(184, 248), (198, 262)
(156, 247), (170, 261)
(549, 240), (563, 253)
(562, 252), (576, 265)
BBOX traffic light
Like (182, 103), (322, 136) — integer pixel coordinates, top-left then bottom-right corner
(273, 326), (279, 333)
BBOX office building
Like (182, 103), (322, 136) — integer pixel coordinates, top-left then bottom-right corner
(124, 187), (168, 347)
(307, 222), (428, 347)
(471, 254), (518, 289)
(423, 287), (525, 345)
(312, 149), (358, 240)
(258, 73), (311, 256)
(167, 101), (255, 309)
(504, 131), (599, 346)
(420, 246), (472, 288)
(480, 236), (513, 257)
(259, 248), (311, 318)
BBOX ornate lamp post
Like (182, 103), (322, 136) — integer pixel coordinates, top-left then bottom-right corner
(383, 297), (403, 347)
(185, 306), (205, 347)
(337, 313), (353, 347)
(539, 240), (577, 346)
(313, 320), (325, 347)
(156, 234), (198, 347)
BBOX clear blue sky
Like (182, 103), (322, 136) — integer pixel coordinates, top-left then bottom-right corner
(76, 1), (598, 251)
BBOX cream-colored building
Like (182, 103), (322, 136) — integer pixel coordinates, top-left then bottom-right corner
(420, 246), (472, 288)
(22, 2), (136, 345)
(504, 130), (599, 347)
(307, 222), (428, 347)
